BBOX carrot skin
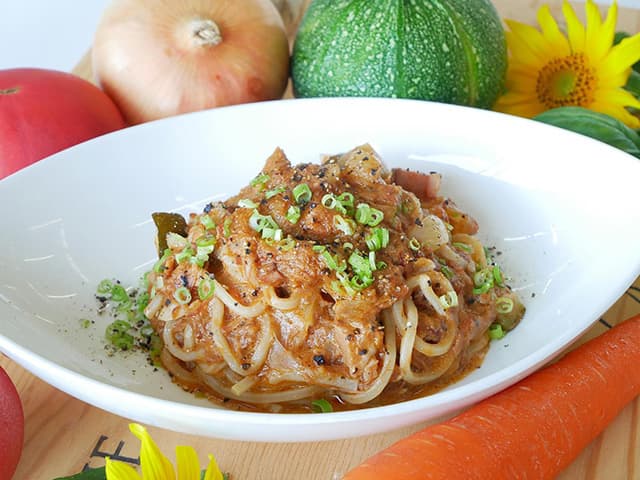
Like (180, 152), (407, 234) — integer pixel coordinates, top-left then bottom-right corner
(343, 315), (640, 480)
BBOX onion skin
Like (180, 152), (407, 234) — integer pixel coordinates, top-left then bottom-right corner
(92, 0), (290, 124)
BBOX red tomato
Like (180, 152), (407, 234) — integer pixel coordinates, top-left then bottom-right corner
(0, 68), (126, 179)
(0, 365), (24, 479)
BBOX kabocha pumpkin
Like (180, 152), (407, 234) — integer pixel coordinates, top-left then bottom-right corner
(291, 0), (507, 109)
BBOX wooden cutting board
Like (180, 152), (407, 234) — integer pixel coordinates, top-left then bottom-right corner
(4, 2), (640, 479)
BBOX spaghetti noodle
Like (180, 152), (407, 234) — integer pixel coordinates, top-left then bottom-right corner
(144, 145), (525, 412)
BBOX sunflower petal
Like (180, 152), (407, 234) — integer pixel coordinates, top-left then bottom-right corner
(585, 0), (603, 32)
(597, 68), (632, 89)
(494, 91), (537, 107)
(505, 19), (550, 65)
(585, 0), (617, 65)
(537, 5), (570, 56)
(129, 424), (175, 480)
(494, 91), (545, 118)
(562, 1), (586, 52)
(584, 0), (603, 53)
(504, 69), (538, 93)
(591, 89), (640, 128)
(105, 457), (142, 480)
(599, 33), (640, 76)
(202, 454), (224, 480)
(176, 446), (201, 480)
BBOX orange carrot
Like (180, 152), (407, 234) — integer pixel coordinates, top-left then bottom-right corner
(343, 314), (640, 480)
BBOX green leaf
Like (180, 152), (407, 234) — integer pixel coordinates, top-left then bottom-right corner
(54, 467), (107, 480)
(534, 106), (640, 159)
(625, 70), (640, 99)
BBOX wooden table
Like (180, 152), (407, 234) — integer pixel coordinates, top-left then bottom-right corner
(4, 1), (640, 479)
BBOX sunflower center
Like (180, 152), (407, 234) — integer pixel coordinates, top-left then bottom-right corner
(536, 53), (596, 109)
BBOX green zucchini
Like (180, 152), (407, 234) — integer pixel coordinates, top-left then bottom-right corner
(534, 107), (640, 159)
(291, 0), (507, 109)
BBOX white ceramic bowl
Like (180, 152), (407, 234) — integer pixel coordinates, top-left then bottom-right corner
(1, 98), (639, 442)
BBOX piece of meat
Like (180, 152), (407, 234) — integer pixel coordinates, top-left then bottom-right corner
(392, 168), (442, 202)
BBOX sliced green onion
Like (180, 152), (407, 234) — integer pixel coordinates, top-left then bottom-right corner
(223, 218), (232, 238)
(293, 183), (312, 205)
(196, 234), (216, 249)
(262, 227), (283, 241)
(496, 296), (514, 314)
(452, 241), (473, 253)
(142, 271), (151, 290)
(439, 291), (459, 310)
(347, 251), (375, 290)
(489, 323), (506, 340)
(249, 210), (278, 231)
(200, 215), (215, 230)
(321, 251), (340, 270)
(336, 271), (357, 296)
(190, 253), (208, 267)
(312, 245), (326, 253)
(321, 193), (338, 209)
(196, 247), (213, 259)
(175, 247), (194, 264)
(265, 186), (286, 199)
(473, 270), (487, 286)
(105, 320), (134, 350)
(355, 203), (384, 227)
(473, 268), (494, 295)
(250, 173), (270, 189)
(493, 265), (505, 287)
(333, 215), (354, 235)
(348, 251), (371, 276)
(337, 192), (354, 209)
(136, 290), (149, 314)
(440, 264), (454, 280)
(198, 277), (215, 300)
(368, 251), (377, 270)
(321, 193), (348, 215)
(311, 398), (333, 413)
(343, 242), (354, 251)
(473, 282), (492, 295)
(376, 260), (387, 270)
(173, 286), (192, 305)
(238, 198), (258, 209)
(97, 279), (114, 295)
(473, 268), (494, 288)
(350, 274), (374, 290)
(368, 209), (384, 226)
(286, 205), (301, 224)
(278, 237), (296, 252)
(110, 284), (130, 304)
(408, 237), (421, 251)
(365, 227), (389, 251)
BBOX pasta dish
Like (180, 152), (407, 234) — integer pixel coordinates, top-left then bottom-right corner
(143, 144), (524, 412)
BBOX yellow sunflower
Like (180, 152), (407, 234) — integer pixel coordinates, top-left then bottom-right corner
(105, 423), (225, 480)
(494, 0), (640, 128)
